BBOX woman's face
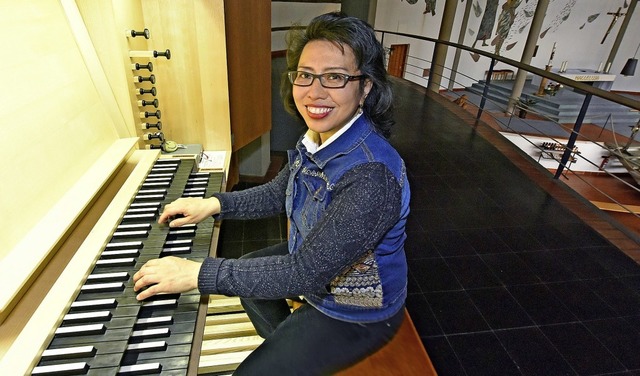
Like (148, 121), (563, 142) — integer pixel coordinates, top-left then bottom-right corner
(293, 40), (372, 143)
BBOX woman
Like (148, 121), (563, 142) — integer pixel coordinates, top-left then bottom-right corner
(134, 12), (410, 375)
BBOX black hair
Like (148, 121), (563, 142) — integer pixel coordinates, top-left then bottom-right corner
(280, 12), (394, 138)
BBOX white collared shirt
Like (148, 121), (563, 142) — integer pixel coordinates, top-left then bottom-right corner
(302, 112), (363, 154)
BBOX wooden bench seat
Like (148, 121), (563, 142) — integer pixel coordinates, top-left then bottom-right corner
(200, 297), (437, 375)
(337, 309), (437, 376)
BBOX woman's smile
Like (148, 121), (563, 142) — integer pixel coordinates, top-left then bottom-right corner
(306, 105), (333, 119)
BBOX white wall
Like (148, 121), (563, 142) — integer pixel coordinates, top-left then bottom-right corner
(271, 2), (341, 51)
(373, 0), (640, 92)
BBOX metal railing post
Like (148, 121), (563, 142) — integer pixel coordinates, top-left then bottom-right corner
(476, 58), (496, 121)
(554, 93), (593, 179)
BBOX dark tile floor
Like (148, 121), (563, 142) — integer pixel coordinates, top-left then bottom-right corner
(217, 79), (640, 375)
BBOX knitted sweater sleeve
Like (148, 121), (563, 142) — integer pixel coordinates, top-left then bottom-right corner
(212, 165), (290, 220)
(198, 162), (402, 298)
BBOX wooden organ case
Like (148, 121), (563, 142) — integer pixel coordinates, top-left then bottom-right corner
(0, 0), (236, 374)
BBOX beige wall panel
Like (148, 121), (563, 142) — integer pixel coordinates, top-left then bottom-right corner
(140, 0), (231, 151)
(75, 0), (140, 138)
(195, 0), (232, 152)
(143, 0), (204, 145)
(0, 0), (121, 256)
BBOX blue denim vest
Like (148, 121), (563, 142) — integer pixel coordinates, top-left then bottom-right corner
(285, 115), (410, 322)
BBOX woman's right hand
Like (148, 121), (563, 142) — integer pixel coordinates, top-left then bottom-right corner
(158, 197), (221, 227)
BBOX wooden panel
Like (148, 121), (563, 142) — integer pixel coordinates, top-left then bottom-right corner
(199, 350), (254, 374)
(224, 0), (272, 151)
(0, 0), (232, 370)
(139, 0), (232, 153)
(76, 0), (232, 169)
(199, 295), (262, 374)
(208, 296), (244, 314)
(201, 335), (264, 355)
(75, 0), (143, 138)
(0, 138), (140, 323)
(0, 0), (124, 258)
(591, 200), (640, 214)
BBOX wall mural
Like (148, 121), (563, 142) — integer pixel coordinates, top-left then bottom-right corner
(492, 0), (522, 54)
(472, 0), (499, 48)
(424, 0), (437, 15)
(401, 0), (439, 16)
(399, 0), (629, 63)
(466, 0), (628, 63)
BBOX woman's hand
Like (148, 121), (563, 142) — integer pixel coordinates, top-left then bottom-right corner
(133, 256), (201, 300)
(158, 197), (220, 227)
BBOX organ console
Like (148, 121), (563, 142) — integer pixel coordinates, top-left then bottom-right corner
(30, 159), (224, 375)
(0, 0), (236, 374)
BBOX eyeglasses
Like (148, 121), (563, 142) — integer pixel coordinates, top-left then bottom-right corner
(287, 71), (365, 88)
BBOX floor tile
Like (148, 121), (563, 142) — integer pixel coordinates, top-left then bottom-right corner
(585, 277), (640, 316)
(426, 229), (477, 257)
(584, 318), (640, 370)
(545, 280), (619, 321)
(496, 327), (575, 375)
(409, 258), (462, 293)
(445, 255), (502, 289)
(447, 332), (520, 375)
(518, 250), (580, 282)
(458, 228), (512, 255)
(507, 284), (577, 325)
(424, 291), (489, 334)
(481, 253), (541, 286)
(541, 323), (626, 375)
(405, 293), (443, 337)
(421, 336), (465, 376)
(467, 287), (534, 329)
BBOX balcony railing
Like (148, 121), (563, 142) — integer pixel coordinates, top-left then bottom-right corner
(375, 29), (640, 225)
(270, 25), (640, 230)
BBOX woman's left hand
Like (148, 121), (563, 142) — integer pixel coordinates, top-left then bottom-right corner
(133, 256), (201, 300)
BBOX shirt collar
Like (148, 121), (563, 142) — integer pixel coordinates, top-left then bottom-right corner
(302, 111), (363, 154)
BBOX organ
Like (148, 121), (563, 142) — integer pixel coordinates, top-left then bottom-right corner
(31, 159), (224, 375)
(0, 0), (259, 374)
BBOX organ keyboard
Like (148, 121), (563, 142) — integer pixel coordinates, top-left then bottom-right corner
(1, 153), (224, 375)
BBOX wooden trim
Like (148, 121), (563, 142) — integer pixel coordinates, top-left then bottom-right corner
(590, 200), (640, 214)
(0, 138), (140, 325)
(0, 148), (158, 374)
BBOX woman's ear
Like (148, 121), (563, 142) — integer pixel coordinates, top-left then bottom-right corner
(362, 79), (373, 101)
